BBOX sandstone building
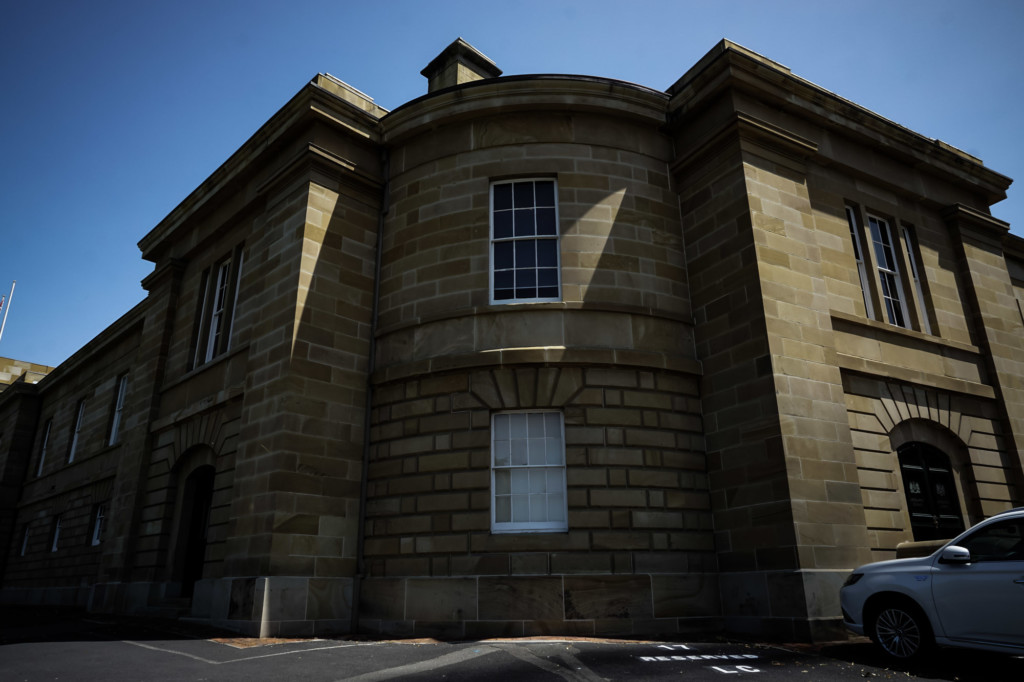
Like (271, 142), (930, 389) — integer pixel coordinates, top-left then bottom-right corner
(1, 39), (1022, 641)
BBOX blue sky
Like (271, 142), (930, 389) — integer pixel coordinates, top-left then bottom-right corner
(1, 0), (1022, 367)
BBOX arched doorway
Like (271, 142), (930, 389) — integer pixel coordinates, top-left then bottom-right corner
(897, 442), (966, 541)
(175, 465), (215, 598)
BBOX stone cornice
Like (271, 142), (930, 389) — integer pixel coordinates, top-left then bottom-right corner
(670, 111), (817, 177)
(138, 78), (383, 262)
(943, 202), (1011, 247)
(382, 75), (668, 145)
(667, 41), (1012, 204)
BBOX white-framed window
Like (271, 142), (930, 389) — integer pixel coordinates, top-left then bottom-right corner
(901, 225), (933, 335)
(108, 374), (129, 446)
(90, 504), (107, 546)
(490, 179), (560, 303)
(491, 411), (567, 533)
(19, 525), (29, 556)
(192, 245), (245, 368)
(845, 206), (876, 319)
(50, 515), (62, 553)
(67, 400), (86, 463)
(35, 419), (51, 477)
(867, 214), (910, 328)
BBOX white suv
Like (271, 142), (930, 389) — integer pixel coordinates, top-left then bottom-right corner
(840, 507), (1024, 660)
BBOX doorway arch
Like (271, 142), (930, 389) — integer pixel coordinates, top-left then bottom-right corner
(897, 442), (966, 541)
(173, 464), (215, 598)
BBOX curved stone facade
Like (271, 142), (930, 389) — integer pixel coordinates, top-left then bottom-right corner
(1, 39), (1022, 641)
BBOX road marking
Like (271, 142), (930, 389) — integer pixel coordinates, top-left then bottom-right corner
(120, 639), (368, 665)
(496, 643), (606, 682)
(338, 645), (501, 681)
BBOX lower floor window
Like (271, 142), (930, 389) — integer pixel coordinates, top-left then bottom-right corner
(491, 411), (567, 533)
(91, 503), (107, 546)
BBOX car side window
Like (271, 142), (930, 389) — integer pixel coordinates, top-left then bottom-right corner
(960, 520), (1024, 562)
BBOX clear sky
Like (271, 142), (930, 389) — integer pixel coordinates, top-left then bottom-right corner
(1, 0), (1022, 367)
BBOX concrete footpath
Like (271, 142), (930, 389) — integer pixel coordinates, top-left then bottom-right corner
(0, 607), (1021, 681)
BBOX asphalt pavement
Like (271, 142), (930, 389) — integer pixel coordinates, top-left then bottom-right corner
(0, 606), (1021, 681)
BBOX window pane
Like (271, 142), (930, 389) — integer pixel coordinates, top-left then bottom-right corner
(528, 437), (546, 465)
(495, 470), (510, 495)
(494, 288), (515, 300)
(495, 496), (511, 523)
(515, 241), (536, 267)
(535, 181), (555, 207)
(527, 413), (544, 437)
(516, 269), (536, 289)
(494, 439), (511, 466)
(513, 182), (534, 208)
(546, 437), (562, 464)
(494, 183), (513, 210)
(536, 208), (556, 235)
(494, 211), (513, 239)
(511, 439), (528, 465)
(494, 271), (514, 290)
(494, 242), (514, 269)
(514, 209), (535, 237)
(529, 468), (548, 493)
(512, 494), (529, 522)
(511, 469), (529, 493)
(547, 468), (563, 491)
(547, 493), (565, 522)
(537, 240), (557, 267)
(538, 268), (558, 286)
(529, 494), (547, 521)
(494, 413), (509, 439)
(510, 413), (527, 438)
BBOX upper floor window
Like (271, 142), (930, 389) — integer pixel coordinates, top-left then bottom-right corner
(108, 374), (129, 446)
(845, 206), (876, 319)
(867, 214), (911, 328)
(35, 419), (51, 477)
(490, 179), (560, 303)
(67, 399), (86, 463)
(491, 411), (567, 533)
(192, 245), (244, 368)
(901, 226), (933, 335)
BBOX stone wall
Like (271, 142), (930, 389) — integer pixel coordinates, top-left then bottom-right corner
(360, 363), (716, 637)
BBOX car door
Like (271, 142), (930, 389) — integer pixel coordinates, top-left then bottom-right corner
(930, 518), (1024, 647)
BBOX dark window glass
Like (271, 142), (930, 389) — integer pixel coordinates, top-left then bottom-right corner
(494, 211), (513, 239)
(535, 181), (555, 206)
(493, 184), (513, 211)
(494, 242), (514, 269)
(514, 209), (535, 237)
(491, 180), (559, 303)
(513, 182), (534, 208)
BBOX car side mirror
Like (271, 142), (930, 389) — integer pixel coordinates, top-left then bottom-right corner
(939, 545), (971, 564)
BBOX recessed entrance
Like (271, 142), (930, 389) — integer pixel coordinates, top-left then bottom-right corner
(897, 442), (965, 541)
(176, 465), (215, 598)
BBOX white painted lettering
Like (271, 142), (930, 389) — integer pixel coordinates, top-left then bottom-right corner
(711, 667), (739, 674)
(738, 666), (760, 673)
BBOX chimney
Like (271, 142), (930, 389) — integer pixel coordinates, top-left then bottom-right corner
(421, 38), (502, 93)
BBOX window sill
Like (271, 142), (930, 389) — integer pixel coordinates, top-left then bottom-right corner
(829, 310), (979, 355)
(164, 342), (250, 392)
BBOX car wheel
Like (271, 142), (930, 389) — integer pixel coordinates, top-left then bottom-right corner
(869, 602), (932, 660)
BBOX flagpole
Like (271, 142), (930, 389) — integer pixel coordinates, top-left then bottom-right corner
(0, 280), (15, 346)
